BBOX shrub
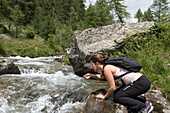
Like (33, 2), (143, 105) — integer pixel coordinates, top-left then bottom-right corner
(25, 26), (35, 39)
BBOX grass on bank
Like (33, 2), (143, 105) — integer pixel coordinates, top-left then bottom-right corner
(109, 21), (170, 100)
(0, 37), (64, 57)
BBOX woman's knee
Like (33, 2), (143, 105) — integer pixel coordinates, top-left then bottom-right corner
(113, 95), (122, 102)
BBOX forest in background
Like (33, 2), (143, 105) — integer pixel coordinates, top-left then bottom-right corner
(0, 0), (169, 55)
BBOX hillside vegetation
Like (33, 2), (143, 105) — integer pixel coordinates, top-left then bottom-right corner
(110, 21), (170, 100)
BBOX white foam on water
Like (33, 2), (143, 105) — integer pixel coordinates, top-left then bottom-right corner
(15, 62), (46, 66)
(19, 67), (45, 75)
(1, 56), (63, 66)
(44, 71), (85, 88)
(0, 97), (15, 113)
(25, 95), (55, 113)
(57, 101), (86, 113)
(0, 56), (88, 113)
(6, 56), (64, 62)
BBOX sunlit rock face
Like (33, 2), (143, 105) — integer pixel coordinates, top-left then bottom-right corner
(0, 59), (20, 75)
(69, 22), (155, 76)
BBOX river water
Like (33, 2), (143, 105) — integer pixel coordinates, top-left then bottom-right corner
(0, 56), (108, 113)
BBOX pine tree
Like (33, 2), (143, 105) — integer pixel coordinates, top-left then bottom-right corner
(134, 9), (143, 22)
(39, 16), (56, 40)
(72, 0), (86, 21)
(68, 6), (79, 30)
(95, 0), (113, 26)
(9, 0), (36, 25)
(142, 8), (154, 22)
(151, 0), (169, 22)
(10, 4), (25, 38)
(18, 0), (36, 25)
(109, 0), (130, 23)
(0, 0), (11, 22)
(84, 4), (101, 28)
(51, 0), (64, 23)
(56, 23), (73, 49)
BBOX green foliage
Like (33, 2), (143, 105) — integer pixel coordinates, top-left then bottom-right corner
(152, 57), (166, 74)
(47, 34), (64, 54)
(151, 0), (169, 22)
(56, 23), (73, 49)
(0, 41), (6, 56)
(64, 53), (70, 65)
(142, 8), (154, 22)
(0, 24), (9, 34)
(111, 21), (170, 100)
(0, 0), (11, 22)
(95, 0), (113, 26)
(109, 0), (131, 23)
(39, 16), (56, 40)
(68, 6), (79, 30)
(25, 26), (35, 39)
(84, 4), (102, 28)
(0, 38), (59, 57)
(134, 9), (143, 22)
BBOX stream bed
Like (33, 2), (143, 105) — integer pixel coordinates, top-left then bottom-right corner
(0, 56), (108, 113)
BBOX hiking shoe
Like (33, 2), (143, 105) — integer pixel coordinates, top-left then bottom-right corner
(145, 100), (152, 108)
(138, 101), (154, 113)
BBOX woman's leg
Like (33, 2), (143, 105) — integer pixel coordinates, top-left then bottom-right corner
(113, 75), (150, 112)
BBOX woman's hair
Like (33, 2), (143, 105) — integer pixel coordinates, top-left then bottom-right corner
(91, 54), (108, 64)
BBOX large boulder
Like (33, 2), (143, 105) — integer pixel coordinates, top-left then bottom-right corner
(0, 59), (21, 75)
(68, 22), (155, 76)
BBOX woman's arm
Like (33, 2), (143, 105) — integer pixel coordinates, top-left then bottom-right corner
(83, 73), (104, 80)
(96, 65), (117, 99)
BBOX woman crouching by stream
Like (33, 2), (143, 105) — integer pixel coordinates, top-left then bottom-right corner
(84, 54), (154, 113)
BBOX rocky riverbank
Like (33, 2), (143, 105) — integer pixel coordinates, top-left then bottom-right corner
(83, 88), (170, 113)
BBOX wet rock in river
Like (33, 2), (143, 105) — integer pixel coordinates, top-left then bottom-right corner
(54, 57), (64, 62)
(0, 59), (21, 75)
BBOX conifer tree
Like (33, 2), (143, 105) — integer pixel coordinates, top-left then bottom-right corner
(142, 8), (154, 22)
(134, 9), (143, 22)
(95, 0), (113, 26)
(84, 4), (101, 28)
(68, 6), (79, 30)
(10, 4), (25, 38)
(0, 0), (11, 22)
(151, 0), (169, 22)
(39, 15), (56, 40)
(72, 0), (86, 21)
(109, 0), (130, 23)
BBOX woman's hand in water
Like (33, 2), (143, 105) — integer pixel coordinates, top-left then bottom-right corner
(83, 73), (91, 79)
(95, 94), (105, 99)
